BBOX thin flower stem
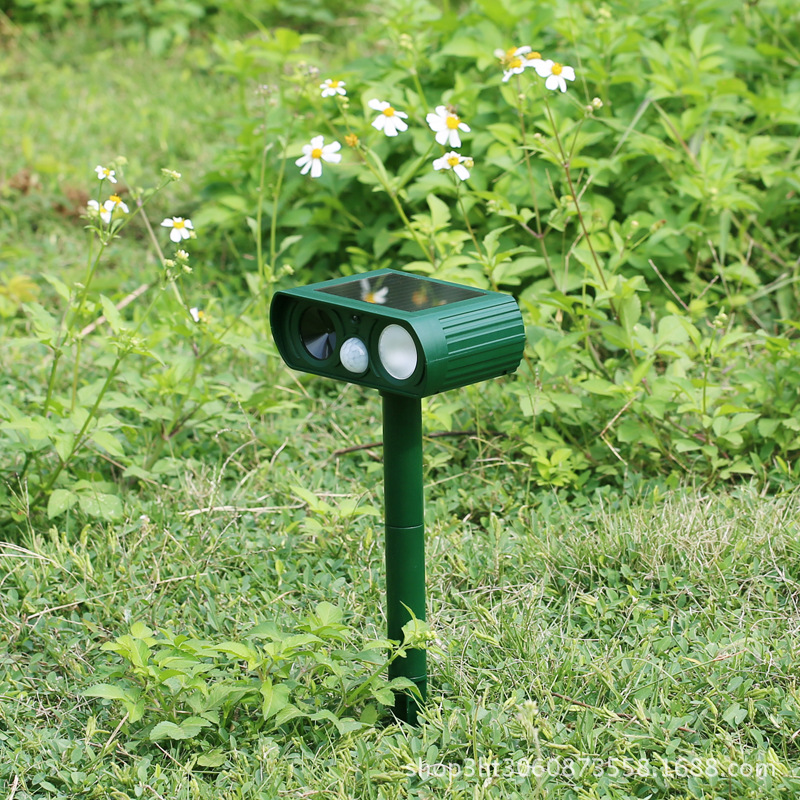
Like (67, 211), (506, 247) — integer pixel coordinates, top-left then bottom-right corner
(363, 147), (435, 265)
(543, 98), (607, 292)
(455, 180), (491, 286)
(514, 78), (556, 286)
(138, 200), (189, 313)
(266, 117), (297, 310)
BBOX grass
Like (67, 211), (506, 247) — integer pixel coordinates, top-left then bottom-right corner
(2, 12), (800, 800)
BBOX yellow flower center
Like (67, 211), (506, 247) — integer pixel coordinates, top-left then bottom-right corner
(552, 62), (563, 75)
(364, 292), (377, 303)
(509, 57), (522, 69)
(173, 219), (185, 229)
(110, 194), (121, 204)
(528, 51), (541, 60)
(329, 80), (340, 87)
(446, 114), (460, 129)
(382, 106), (396, 117)
(311, 147), (323, 159)
(447, 155), (460, 167)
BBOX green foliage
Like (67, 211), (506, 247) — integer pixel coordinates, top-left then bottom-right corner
(196, 0), (800, 492)
(4, 0), (367, 52)
(83, 603), (429, 755)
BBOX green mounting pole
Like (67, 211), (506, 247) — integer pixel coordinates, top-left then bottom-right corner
(382, 391), (426, 725)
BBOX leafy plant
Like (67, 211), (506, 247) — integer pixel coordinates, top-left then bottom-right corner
(84, 602), (433, 757)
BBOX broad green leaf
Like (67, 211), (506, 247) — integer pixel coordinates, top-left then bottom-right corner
(90, 429), (125, 457)
(129, 622), (154, 639)
(78, 491), (122, 520)
(47, 489), (78, 518)
(260, 678), (291, 720)
(426, 194), (450, 231)
(83, 684), (133, 702)
(215, 641), (260, 670)
(99, 295), (125, 333)
(150, 721), (193, 741)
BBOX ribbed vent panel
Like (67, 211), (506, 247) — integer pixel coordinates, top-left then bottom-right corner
(439, 303), (524, 391)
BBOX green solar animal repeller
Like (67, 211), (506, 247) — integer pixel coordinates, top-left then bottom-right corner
(270, 268), (525, 723)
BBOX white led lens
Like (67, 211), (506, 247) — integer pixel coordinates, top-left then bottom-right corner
(378, 324), (418, 381)
(339, 337), (369, 374)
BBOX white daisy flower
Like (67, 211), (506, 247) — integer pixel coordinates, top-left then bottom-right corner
(189, 307), (205, 323)
(95, 165), (117, 184)
(432, 151), (471, 181)
(360, 279), (388, 304)
(534, 60), (576, 92)
(426, 105), (471, 149)
(494, 45), (543, 82)
(368, 99), (409, 137)
(101, 194), (129, 224)
(161, 216), (195, 242)
(87, 199), (101, 217)
(320, 79), (346, 97)
(295, 135), (342, 179)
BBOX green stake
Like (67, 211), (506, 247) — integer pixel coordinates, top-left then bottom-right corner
(382, 391), (426, 723)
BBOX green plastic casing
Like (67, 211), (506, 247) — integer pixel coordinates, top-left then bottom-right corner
(269, 268), (525, 399)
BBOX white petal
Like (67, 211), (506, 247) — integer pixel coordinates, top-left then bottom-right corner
(309, 135), (325, 148)
(296, 154), (310, 168)
(372, 116), (386, 131)
(322, 141), (341, 155)
(395, 110), (408, 119)
(459, 121), (470, 132)
(161, 218), (173, 227)
(535, 59), (553, 78)
(120, 202), (129, 213)
(432, 156), (447, 170)
(297, 157), (312, 174)
(493, 48), (505, 58)
(515, 46), (532, 56)
(454, 164), (470, 181)
(392, 117), (408, 133)
(426, 112), (443, 130)
(310, 159), (323, 178)
(561, 65), (575, 81)
(448, 130), (462, 148)
(368, 98), (387, 111)
(434, 105), (448, 117)
(170, 228), (182, 243)
(545, 74), (561, 91)
(321, 151), (341, 164)
(185, 219), (193, 229)
(435, 129), (449, 145)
